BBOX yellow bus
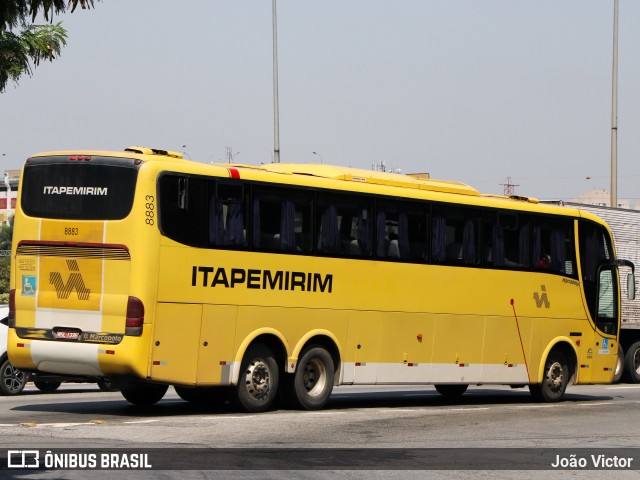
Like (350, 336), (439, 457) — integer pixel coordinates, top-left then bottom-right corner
(7, 146), (635, 412)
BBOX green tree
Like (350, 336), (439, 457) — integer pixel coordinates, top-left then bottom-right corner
(0, 215), (13, 302)
(1, 0), (97, 93)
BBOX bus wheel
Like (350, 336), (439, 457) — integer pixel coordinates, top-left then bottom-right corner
(613, 344), (625, 384)
(623, 341), (640, 383)
(290, 346), (335, 410)
(233, 345), (279, 413)
(121, 380), (168, 407)
(34, 381), (61, 393)
(529, 350), (569, 402)
(175, 386), (229, 405)
(435, 384), (468, 399)
(0, 357), (27, 396)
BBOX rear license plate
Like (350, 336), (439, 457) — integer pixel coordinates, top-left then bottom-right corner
(54, 329), (81, 340)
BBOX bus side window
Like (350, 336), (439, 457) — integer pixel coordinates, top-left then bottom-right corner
(317, 195), (372, 257)
(482, 212), (529, 269)
(159, 174), (207, 248)
(376, 202), (427, 261)
(209, 183), (246, 247)
(533, 217), (576, 275)
(432, 206), (479, 265)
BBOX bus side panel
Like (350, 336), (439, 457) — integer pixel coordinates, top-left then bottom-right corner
(198, 304), (238, 384)
(345, 310), (382, 384)
(481, 315), (530, 384)
(430, 314), (485, 384)
(376, 312), (433, 383)
(151, 303), (202, 384)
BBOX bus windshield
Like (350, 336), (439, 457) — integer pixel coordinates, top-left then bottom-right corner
(20, 156), (139, 220)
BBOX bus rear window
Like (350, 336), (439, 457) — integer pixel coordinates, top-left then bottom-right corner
(21, 156), (139, 220)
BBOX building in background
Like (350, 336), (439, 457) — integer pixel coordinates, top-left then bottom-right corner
(571, 188), (634, 209)
(1, 170), (20, 225)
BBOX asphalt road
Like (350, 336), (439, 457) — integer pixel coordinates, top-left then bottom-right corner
(1, 382), (640, 479)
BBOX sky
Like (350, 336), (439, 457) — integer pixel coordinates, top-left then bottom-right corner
(1, 0), (639, 202)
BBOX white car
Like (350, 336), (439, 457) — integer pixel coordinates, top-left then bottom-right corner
(0, 304), (28, 395)
(1, 305), (118, 395)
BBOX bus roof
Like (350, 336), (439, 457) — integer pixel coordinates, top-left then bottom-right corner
(223, 162), (482, 197)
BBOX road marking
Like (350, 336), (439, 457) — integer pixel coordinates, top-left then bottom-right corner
(512, 404), (560, 409)
(443, 407), (490, 412)
(607, 385), (640, 389)
(200, 416), (261, 420)
(302, 411), (346, 416)
(575, 402), (614, 407)
(123, 419), (158, 424)
(24, 422), (99, 428)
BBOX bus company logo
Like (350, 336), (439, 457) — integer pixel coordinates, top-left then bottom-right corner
(49, 260), (91, 300)
(42, 186), (108, 196)
(7, 450), (40, 468)
(533, 285), (550, 308)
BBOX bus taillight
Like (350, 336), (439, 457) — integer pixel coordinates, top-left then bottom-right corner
(8, 289), (15, 328)
(125, 296), (144, 336)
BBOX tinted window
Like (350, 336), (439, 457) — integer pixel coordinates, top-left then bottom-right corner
(21, 157), (138, 220)
(483, 212), (531, 269)
(158, 174), (208, 247)
(532, 216), (576, 276)
(376, 201), (429, 261)
(316, 194), (372, 257)
(432, 205), (480, 265)
(252, 187), (312, 252)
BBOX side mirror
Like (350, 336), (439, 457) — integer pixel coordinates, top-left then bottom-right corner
(628, 273), (636, 301)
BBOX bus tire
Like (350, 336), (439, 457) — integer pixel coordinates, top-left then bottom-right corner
(34, 381), (61, 393)
(529, 350), (569, 402)
(435, 384), (468, 399)
(232, 345), (279, 413)
(623, 341), (640, 384)
(613, 344), (625, 384)
(0, 356), (27, 396)
(290, 346), (335, 410)
(120, 380), (168, 407)
(175, 386), (228, 405)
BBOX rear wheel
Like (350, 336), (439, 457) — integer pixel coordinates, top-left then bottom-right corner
(529, 350), (569, 402)
(0, 357), (27, 396)
(121, 380), (168, 406)
(232, 345), (279, 413)
(288, 346), (335, 410)
(34, 381), (61, 393)
(434, 384), (468, 399)
(623, 341), (640, 383)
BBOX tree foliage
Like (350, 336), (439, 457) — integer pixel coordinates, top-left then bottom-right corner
(0, 0), (97, 92)
(0, 215), (13, 298)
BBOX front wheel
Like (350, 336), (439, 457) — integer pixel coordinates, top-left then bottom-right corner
(121, 380), (168, 407)
(0, 357), (27, 396)
(529, 350), (569, 402)
(288, 346), (335, 410)
(623, 341), (640, 383)
(232, 345), (279, 413)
